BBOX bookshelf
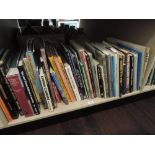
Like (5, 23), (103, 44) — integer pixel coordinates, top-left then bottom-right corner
(0, 85), (155, 129)
(0, 19), (155, 130)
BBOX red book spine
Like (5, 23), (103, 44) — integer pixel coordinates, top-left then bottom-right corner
(7, 75), (33, 117)
(52, 82), (61, 104)
(79, 51), (94, 98)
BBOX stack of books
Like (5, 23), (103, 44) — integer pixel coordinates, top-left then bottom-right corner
(0, 35), (153, 125)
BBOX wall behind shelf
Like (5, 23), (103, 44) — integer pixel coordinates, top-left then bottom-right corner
(0, 19), (18, 48)
(81, 19), (155, 50)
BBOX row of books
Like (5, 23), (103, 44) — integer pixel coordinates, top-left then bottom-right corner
(0, 36), (152, 125)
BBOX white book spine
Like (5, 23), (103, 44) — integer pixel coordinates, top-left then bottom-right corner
(64, 63), (81, 101)
(116, 54), (120, 97)
(39, 68), (54, 111)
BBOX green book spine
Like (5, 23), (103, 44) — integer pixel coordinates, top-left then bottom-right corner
(79, 62), (90, 98)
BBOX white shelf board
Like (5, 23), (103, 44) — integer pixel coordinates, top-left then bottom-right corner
(0, 85), (155, 129)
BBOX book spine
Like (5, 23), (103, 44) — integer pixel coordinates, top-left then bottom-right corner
(24, 58), (42, 104)
(107, 56), (113, 97)
(52, 81), (61, 103)
(143, 50), (149, 81)
(119, 56), (123, 96)
(129, 55), (134, 92)
(133, 54), (138, 91)
(93, 60), (100, 97)
(79, 51), (94, 98)
(103, 55), (109, 98)
(110, 56), (114, 97)
(89, 55), (99, 98)
(72, 55), (86, 99)
(97, 65), (104, 97)
(40, 48), (56, 107)
(0, 70), (19, 119)
(56, 56), (76, 102)
(51, 71), (68, 105)
(151, 68), (155, 85)
(126, 55), (130, 93)
(0, 106), (8, 126)
(69, 53), (84, 99)
(18, 66), (40, 114)
(80, 62), (89, 98)
(39, 71), (54, 111)
(64, 64), (81, 101)
(7, 75), (33, 117)
(112, 56), (116, 97)
(86, 55), (96, 97)
(0, 96), (13, 122)
(26, 51), (45, 104)
(48, 57), (70, 102)
(122, 55), (127, 95)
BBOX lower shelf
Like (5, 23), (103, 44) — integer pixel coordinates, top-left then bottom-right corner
(0, 85), (155, 129)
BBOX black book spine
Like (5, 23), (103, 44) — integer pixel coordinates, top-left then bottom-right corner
(0, 70), (19, 119)
(18, 65), (40, 115)
(151, 69), (155, 85)
(70, 53), (84, 99)
(129, 55), (134, 92)
(72, 55), (86, 99)
(86, 55), (96, 97)
(97, 65), (104, 97)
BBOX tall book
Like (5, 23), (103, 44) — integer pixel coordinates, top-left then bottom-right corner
(0, 69), (19, 119)
(7, 56), (33, 117)
(50, 68), (68, 105)
(0, 105), (8, 126)
(97, 64), (105, 97)
(54, 56), (76, 102)
(40, 48), (56, 107)
(93, 59), (100, 97)
(79, 62), (89, 98)
(48, 53), (71, 102)
(39, 67), (54, 111)
(18, 56), (40, 115)
(0, 95), (13, 122)
(70, 40), (94, 98)
(60, 44), (84, 100)
(64, 63), (81, 101)
(90, 44), (109, 97)
(26, 50), (45, 105)
(23, 58), (41, 104)
(69, 47), (87, 99)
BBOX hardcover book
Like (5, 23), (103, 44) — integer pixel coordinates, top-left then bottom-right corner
(7, 57), (34, 117)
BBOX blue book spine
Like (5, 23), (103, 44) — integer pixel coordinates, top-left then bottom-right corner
(51, 71), (68, 104)
(26, 51), (43, 95)
(112, 56), (116, 97)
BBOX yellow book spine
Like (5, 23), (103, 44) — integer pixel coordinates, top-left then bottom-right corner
(23, 58), (41, 103)
(57, 56), (76, 101)
(48, 57), (71, 102)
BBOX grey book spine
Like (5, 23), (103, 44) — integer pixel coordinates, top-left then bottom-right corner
(0, 107), (8, 126)
(95, 51), (109, 97)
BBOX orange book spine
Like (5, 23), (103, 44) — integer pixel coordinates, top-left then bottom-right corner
(48, 57), (71, 102)
(55, 56), (76, 102)
(0, 96), (13, 122)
